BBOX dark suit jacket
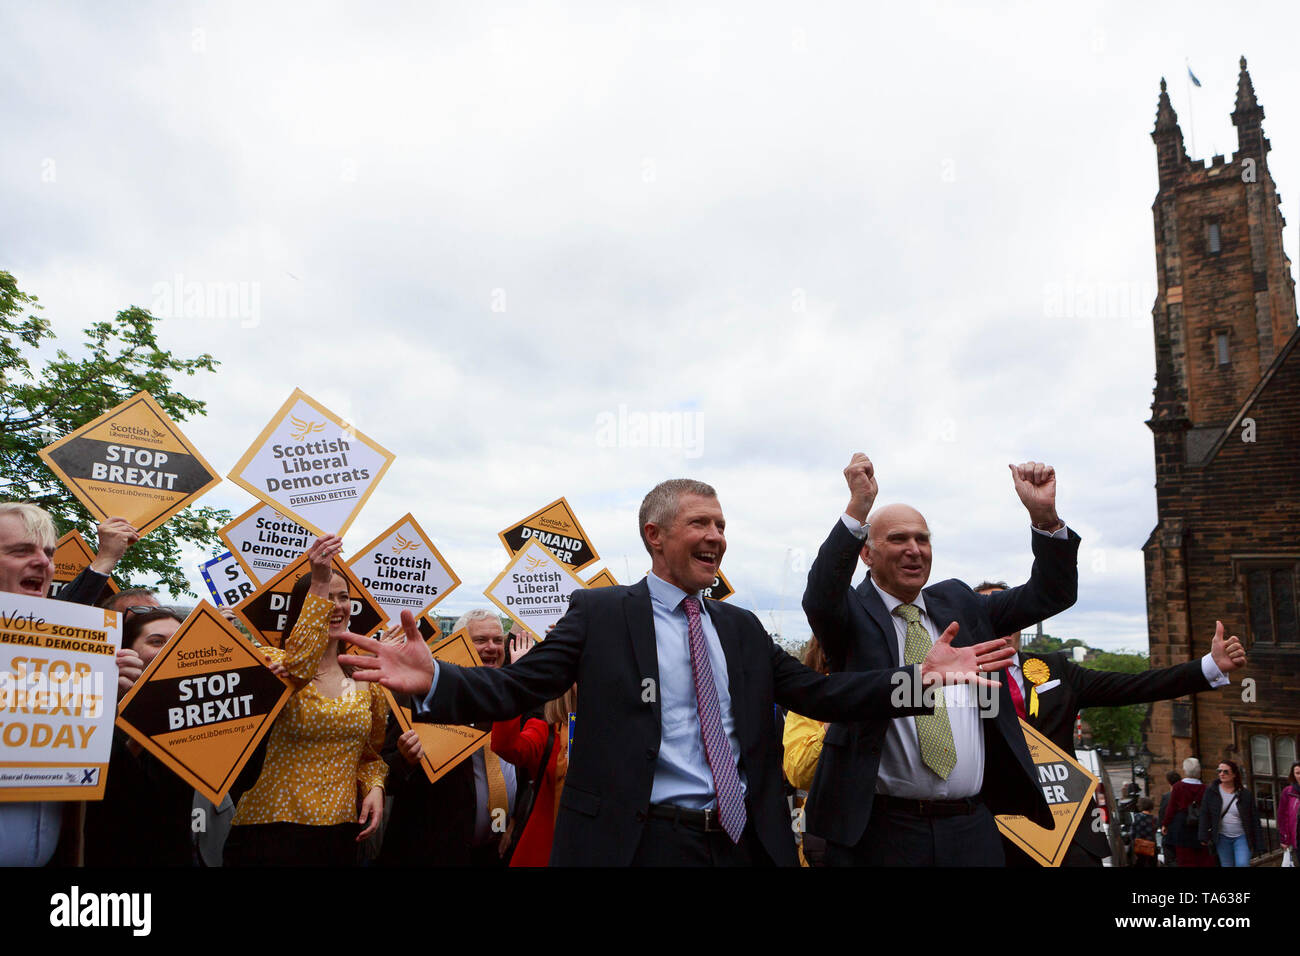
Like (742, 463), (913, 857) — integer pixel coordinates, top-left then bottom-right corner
(802, 520), (1079, 848)
(1006, 651), (1211, 863)
(417, 578), (926, 867)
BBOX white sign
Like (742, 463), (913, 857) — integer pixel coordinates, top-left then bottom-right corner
(227, 388), (396, 536)
(0, 593), (122, 801)
(348, 514), (461, 625)
(218, 502), (314, 587)
(199, 551), (256, 607)
(485, 539), (587, 635)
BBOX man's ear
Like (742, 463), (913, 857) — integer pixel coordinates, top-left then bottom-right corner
(644, 522), (663, 554)
(859, 543), (873, 569)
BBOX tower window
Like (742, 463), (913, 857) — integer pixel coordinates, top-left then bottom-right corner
(1216, 332), (1231, 365)
(1246, 563), (1300, 646)
(1208, 222), (1222, 254)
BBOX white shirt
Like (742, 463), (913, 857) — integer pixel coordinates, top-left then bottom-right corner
(840, 512), (1068, 801)
(869, 579), (986, 799)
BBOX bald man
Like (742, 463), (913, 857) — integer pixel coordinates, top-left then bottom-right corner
(800, 454), (1079, 866)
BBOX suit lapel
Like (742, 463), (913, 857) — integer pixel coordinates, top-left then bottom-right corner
(921, 588), (963, 646)
(624, 580), (661, 730)
(707, 599), (746, 709)
(853, 575), (899, 666)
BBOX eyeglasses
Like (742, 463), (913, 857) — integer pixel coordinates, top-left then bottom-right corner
(1217, 769), (1233, 775)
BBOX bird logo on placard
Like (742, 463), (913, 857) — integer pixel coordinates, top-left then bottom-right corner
(289, 416), (325, 441)
(525, 554), (546, 571)
(392, 533), (420, 554)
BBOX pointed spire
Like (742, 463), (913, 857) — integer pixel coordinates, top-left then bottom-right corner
(1234, 55), (1259, 114)
(1154, 76), (1180, 132)
(1232, 54), (1267, 164)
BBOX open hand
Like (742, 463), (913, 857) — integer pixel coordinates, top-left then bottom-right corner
(1209, 621), (1247, 673)
(508, 629), (536, 663)
(919, 622), (1014, 688)
(339, 611), (434, 694)
(307, 535), (344, 588)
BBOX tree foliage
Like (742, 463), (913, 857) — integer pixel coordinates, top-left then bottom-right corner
(0, 270), (229, 596)
(1080, 649), (1151, 753)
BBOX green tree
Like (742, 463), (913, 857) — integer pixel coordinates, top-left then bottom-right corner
(0, 270), (229, 596)
(1080, 650), (1151, 753)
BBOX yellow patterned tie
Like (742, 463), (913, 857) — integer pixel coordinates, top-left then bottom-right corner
(485, 748), (509, 822)
(894, 603), (956, 780)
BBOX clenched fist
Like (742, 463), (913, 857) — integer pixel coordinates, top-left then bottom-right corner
(844, 453), (878, 523)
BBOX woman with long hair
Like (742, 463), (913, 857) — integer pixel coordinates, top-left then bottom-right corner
(490, 630), (574, 866)
(224, 536), (390, 866)
(1279, 761), (1300, 863)
(1198, 758), (1264, 867)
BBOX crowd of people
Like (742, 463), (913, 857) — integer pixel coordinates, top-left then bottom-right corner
(0, 450), (1284, 867)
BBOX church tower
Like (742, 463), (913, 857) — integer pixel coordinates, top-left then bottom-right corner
(1148, 58), (1296, 469)
(1144, 59), (1300, 807)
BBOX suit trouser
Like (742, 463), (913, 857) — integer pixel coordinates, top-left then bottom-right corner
(825, 800), (1005, 866)
(630, 817), (773, 866)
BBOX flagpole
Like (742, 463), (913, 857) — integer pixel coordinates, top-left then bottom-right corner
(1184, 58), (1198, 158)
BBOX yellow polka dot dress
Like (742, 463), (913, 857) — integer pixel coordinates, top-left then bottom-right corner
(232, 593), (389, 827)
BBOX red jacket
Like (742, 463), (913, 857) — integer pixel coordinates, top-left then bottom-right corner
(492, 718), (566, 867)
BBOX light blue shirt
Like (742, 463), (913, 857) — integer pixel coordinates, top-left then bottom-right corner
(645, 571), (747, 809)
(0, 802), (60, 866)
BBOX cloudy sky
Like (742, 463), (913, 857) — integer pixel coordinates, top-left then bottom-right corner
(5, 1), (1298, 652)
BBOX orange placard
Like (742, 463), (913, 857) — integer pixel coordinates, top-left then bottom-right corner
(995, 719), (1099, 867)
(218, 501), (314, 587)
(498, 497), (600, 573)
(115, 603), (293, 804)
(38, 391), (221, 536)
(383, 629), (489, 785)
(486, 539), (588, 635)
(0, 593), (120, 802)
(584, 568), (619, 589)
(347, 513), (461, 624)
(226, 388), (396, 537)
(47, 531), (119, 600)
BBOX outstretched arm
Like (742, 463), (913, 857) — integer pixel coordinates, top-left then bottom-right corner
(1068, 621), (1246, 707)
(344, 593), (589, 725)
(773, 621), (1013, 722)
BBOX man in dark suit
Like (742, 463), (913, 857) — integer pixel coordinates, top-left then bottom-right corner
(802, 454), (1076, 866)
(342, 479), (1015, 866)
(974, 581), (1247, 866)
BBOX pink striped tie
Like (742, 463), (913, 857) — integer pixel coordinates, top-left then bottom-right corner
(682, 596), (746, 843)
